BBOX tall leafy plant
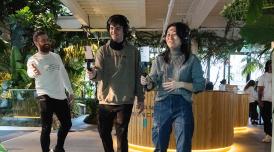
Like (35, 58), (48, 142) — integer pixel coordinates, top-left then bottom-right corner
(222, 0), (274, 48)
(192, 30), (244, 62)
(0, 39), (11, 84)
(0, 0), (66, 89)
(7, 6), (35, 88)
(221, 0), (274, 77)
(6, 5), (62, 88)
(0, 39), (10, 72)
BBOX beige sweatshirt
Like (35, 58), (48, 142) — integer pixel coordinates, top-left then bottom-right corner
(92, 41), (144, 105)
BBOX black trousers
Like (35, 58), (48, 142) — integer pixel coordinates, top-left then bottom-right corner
(97, 104), (133, 152)
(249, 101), (259, 121)
(260, 101), (272, 136)
(37, 95), (72, 152)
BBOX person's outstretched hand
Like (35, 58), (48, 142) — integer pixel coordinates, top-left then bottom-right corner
(31, 64), (41, 76)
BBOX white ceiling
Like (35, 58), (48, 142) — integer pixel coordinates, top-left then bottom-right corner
(59, 0), (233, 31)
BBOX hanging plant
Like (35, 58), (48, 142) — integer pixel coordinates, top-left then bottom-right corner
(221, 0), (274, 23)
(221, 0), (249, 23)
(221, 0), (274, 77)
(131, 31), (162, 48)
(240, 15), (274, 45)
(192, 30), (244, 62)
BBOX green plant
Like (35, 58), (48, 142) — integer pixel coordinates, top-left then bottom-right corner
(221, 0), (274, 77)
(221, 0), (274, 46)
(10, 90), (39, 117)
(85, 98), (98, 118)
(0, 38), (11, 73)
(221, 0), (274, 23)
(1, 1), (98, 117)
(10, 46), (32, 88)
(4, 4), (63, 89)
(240, 15), (274, 46)
(0, 143), (7, 152)
(192, 30), (244, 62)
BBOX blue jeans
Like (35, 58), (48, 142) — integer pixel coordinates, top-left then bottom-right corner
(152, 95), (194, 152)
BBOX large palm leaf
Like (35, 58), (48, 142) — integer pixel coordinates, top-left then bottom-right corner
(240, 15), (274, 45)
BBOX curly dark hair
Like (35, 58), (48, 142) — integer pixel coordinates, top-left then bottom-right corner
(106, 14), (129, 38)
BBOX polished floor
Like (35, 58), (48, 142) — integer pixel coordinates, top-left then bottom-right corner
(231, 124), (271, 152)
(0, 116), (272, 152)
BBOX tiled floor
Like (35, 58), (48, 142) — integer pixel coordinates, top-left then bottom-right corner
(0, 116), (272, 152)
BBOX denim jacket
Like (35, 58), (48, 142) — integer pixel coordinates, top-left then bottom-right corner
(148, 53), (205, 102)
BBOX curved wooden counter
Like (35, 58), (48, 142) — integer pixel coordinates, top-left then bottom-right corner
(192, 91), (234, 150)
(128, 91), (234, 151)
(232, 93), (249, 128)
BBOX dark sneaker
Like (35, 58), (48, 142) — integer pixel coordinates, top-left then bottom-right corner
(251, 120), (258, 125)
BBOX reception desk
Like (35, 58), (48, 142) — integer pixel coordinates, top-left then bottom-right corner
(192, 91), (234, 150)
(232, 93), (249, 132)
(128, 91), (249, 151)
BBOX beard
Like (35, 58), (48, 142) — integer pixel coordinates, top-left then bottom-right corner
(40, 44), (51, 53)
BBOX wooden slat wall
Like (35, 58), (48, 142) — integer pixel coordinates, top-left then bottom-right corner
(232, 93), (249, 127)
(128, 91), (155, 147)
(192, 91), (234, 149)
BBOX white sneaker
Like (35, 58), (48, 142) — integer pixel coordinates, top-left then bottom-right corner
(262, 135), (272, 143)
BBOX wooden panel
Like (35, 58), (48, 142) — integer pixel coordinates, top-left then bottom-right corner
(128, 91), (234, 150)
(192, 91), (234, 149)
(232, 93), (249, 127)
(128, 91), (155, 147)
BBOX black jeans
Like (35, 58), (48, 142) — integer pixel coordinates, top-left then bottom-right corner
(260, 101), (272, 136)
(97, 104), (133, 152)
(249, 101), (259, 121)
(37, 95), (72, 152)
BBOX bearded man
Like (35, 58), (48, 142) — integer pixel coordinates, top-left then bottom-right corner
(27, 31), (74, 152)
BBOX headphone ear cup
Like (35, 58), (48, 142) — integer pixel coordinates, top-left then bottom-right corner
(162, 36), (166, 43)
(106, 17), (112, 31)
(184, 29), (191, 45)
(124, 28), (128, 36)
(183, 35), (190, 45)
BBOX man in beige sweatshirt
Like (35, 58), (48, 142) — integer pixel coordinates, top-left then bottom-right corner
(87, 14), (144, 152)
